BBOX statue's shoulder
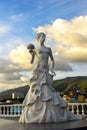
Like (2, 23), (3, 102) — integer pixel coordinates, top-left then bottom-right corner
(45, 46), (51, 51)
(47, 47), (52, 53)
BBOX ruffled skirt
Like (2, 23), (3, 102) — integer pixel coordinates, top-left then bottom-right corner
(19, 84), (82, 123)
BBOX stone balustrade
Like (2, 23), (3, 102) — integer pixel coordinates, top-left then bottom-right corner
(0, 103), (87, 117)
(0, 104), (24, 117)
(68, 103), (87, 116)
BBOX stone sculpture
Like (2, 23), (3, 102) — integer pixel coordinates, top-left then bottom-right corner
(19, 32), (82, 123)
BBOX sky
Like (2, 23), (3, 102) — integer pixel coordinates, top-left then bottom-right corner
(0, 0), (87, 92)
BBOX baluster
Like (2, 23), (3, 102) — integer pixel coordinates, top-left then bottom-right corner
(12, 106), (14, 115)
(21, 105), (24, 114)
(0, 106), (1, 115)
(7, 106), (9, 115)
(82, 104), (85, 116)
(20, 105), (22, 115)
(14, 106), (16, 115)
(9, 106), (11, 115)
(77, 104), (79, 115)
(1, 106), (4, 115)
(68, 104), (72, 112)
(84, 104), (87, 115)
(19, 105), (21, 115)
(17, 105), (20, 115)
(10, 106), (12, 115)
(3, 106), (5, 115)
(72, 104), (74, 113)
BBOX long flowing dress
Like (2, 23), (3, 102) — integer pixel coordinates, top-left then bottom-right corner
(19, 47), (82, 123)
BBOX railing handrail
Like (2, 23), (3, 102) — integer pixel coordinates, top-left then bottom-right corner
(0, 102), (86, 106)
(0, 103), (87, 117)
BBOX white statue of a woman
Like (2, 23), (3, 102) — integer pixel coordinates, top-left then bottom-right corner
(19, 32), (82, 123)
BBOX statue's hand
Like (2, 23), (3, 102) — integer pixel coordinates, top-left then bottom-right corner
(27, 44), (35, 54)
(29, 49), (34, 55)
(51, 70), (56, 76)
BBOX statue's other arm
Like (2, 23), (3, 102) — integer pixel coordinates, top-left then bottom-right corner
(49, 48), (56, 75)
(30, 51), (35, 64)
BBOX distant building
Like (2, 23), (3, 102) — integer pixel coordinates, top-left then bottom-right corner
(12, 92), (24, 99)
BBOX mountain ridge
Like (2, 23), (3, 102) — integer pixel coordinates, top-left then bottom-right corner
(0, 76), (87, 101)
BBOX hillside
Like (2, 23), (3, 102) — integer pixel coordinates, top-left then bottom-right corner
(54, 76), (87, 96)
(0, 85), (29, 101)
(0, 76), (87, 101)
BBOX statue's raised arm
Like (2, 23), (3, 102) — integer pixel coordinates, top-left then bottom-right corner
(27, 43), (35, 64)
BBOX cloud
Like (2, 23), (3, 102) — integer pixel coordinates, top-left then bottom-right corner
(4, 37), (27, 53)
(9, 44), (33, 70)
(10, 13), (24, 21)
(0, 72), (20, 81)
(0, 47), (2, 53)
(0, 80), (29, 92)
(0, 24), (10, 36)
(33, 15), (87, 62)
(0, 71), (29, 83)
(0, 44), (33, 75)
(0, 44), (37, 92)
(54, 56), (73, 71)
(0, 55), (30, 92)
(0, 57), (21, 73)
(58, 46), (87, 62)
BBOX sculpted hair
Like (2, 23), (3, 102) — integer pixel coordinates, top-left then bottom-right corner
(36, 32), (46, 40)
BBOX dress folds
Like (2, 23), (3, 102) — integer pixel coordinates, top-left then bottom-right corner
(19, 62), (82, 123)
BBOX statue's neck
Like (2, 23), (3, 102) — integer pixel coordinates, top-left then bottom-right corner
(39, 42), (45, 47)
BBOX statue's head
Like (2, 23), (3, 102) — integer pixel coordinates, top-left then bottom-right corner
(36, 32), (46, 45)
(27, 43), (35, 53)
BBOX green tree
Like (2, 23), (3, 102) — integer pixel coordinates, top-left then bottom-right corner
(81, 81), (87, 94)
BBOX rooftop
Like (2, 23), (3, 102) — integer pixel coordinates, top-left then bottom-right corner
(0, 117), (87, 130)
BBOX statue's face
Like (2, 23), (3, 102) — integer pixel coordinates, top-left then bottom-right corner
(38, 34), (46, 45)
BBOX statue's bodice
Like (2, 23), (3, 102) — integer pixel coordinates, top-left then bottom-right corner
(35, 46), (50, 65)
(33, 46), (50, 72)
